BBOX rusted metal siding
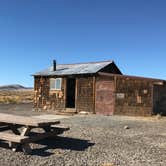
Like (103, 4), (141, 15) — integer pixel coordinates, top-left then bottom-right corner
(95, 76), (115, 115)
(76, 77), (94, 113)
(96, 73), (166, 116)
(114, 76), (153, 116)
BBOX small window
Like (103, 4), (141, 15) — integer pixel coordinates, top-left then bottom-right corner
(50, 78), (62, 90)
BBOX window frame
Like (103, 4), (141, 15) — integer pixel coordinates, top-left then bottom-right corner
(50, 78), (62, 90)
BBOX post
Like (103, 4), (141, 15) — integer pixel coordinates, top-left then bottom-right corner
(93, 76), (96, 114)
(53, 60), (56, 71)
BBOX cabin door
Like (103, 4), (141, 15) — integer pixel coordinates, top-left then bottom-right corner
(66, 78), (76, 108)
(95, 80), (115, 115)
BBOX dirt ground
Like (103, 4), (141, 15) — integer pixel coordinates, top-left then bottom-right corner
(0, 103), (166, 166)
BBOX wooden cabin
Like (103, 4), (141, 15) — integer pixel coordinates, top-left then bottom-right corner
(33, 60), (166, 116)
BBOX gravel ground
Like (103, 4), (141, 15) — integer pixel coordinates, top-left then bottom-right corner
(0, 104), (166, 166)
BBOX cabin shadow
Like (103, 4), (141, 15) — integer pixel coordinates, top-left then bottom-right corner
(31, 136), (95, 156)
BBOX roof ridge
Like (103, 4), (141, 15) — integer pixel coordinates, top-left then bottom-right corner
(33, 59), (117, 76)
(56, 60), (113, 66)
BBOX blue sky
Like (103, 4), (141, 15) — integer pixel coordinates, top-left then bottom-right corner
(0, 0), (166, 87)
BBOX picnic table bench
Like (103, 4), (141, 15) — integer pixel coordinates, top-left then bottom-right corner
(0, 113), (70, 154)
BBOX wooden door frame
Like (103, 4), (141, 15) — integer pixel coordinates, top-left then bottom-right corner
(65, 77), (76, 109)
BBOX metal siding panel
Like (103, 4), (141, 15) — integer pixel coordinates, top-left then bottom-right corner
(95, 80), (115, 115)
(33, 61), (113, 76)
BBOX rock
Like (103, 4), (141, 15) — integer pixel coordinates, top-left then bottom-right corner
(124, 125), (130, 129)
(156, 114), (162, 120)
(79, 111), (89, 115)
(43, 106), (47, 110)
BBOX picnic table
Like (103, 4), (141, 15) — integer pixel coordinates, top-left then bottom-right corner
(0, 113), (69, 154)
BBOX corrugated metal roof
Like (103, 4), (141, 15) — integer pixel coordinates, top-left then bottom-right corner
(33, 60), (113, 76)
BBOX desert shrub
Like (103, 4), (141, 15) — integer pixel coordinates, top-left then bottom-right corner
(0, 90), (33, 104)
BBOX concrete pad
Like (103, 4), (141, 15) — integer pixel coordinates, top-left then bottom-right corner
(32, 114), (71, 120)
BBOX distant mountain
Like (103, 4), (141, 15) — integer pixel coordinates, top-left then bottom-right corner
(0, 84), (33, 91)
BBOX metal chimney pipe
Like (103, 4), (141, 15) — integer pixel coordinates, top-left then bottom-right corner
(53, 60), (56, 71)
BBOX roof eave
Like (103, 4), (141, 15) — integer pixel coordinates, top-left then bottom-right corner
(33, 72), (97, 77)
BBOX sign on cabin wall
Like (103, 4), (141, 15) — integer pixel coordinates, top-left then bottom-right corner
(116, 93), (125, 99)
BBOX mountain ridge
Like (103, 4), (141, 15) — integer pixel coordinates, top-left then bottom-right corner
(0, 84), (33, 91)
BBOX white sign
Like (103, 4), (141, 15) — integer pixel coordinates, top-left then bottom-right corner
(116, 93), (125, 99)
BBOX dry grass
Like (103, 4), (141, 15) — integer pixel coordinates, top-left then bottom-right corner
(0, 90), (34, 104)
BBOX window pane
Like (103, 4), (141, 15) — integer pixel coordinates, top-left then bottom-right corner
(50, 79), (55, 89)
(56, 79), (60, 89)
(55, 79), (61, 89)
(50, 78), (61, 90)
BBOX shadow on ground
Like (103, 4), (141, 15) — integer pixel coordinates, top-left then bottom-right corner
(0, 136), (95, 157)
(31, 136), (95, 156)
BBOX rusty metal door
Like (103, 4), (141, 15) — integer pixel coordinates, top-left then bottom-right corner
(95, 81), (115, 115)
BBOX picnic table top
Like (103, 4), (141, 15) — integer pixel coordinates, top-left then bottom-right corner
(0, 113), (60, 127)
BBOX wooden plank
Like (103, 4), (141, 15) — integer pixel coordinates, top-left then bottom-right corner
(51, 125), (70, 131)
(75, 78), (78, 112)
(14, 126), (69, 144)
(0, 126), (69, 144)
(21, 131), (63, 143)
(93, 76), (96, 114)
(0, 132), (29, 143)
(0, 113), (60, 127)
(20, 126), (31, 136)
(0, 130), (65, 144)
(64, 78), (67, 108)
(51, 126), (70, 134)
